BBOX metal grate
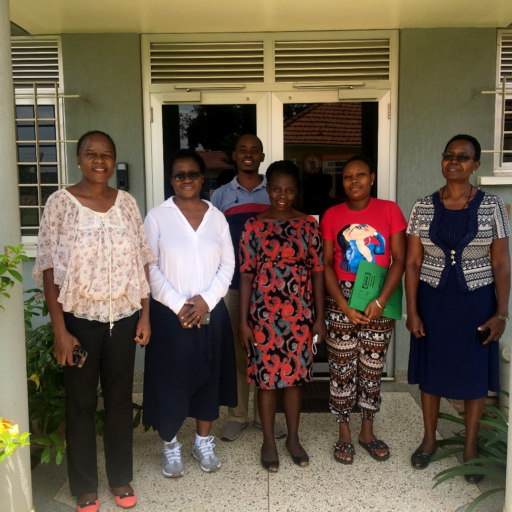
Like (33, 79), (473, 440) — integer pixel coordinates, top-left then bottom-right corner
(499, 31), (512, 86)
(274, 39), (390, 83)
(11, 38), (60, 89)
(150, 41), (264, 84)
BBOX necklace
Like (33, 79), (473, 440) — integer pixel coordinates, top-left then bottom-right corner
(440, 184), (473, 210)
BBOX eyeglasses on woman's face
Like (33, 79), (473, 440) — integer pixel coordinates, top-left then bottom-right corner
(441, 152), (475, 164)
(172, 171), (202, 182)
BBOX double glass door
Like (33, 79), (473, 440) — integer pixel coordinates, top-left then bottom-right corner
(148, 88), (394, 376)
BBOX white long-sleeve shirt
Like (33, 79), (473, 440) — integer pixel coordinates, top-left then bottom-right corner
(144, 197), (235, 315)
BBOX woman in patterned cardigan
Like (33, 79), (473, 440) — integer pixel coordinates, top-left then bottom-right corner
(406, 134), (510, 483)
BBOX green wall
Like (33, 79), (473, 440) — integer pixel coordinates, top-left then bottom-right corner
(395, 27), (511, 373)
(61, 33), (146, 210)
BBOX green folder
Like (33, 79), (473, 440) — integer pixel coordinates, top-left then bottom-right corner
(347, 260), (403, 320)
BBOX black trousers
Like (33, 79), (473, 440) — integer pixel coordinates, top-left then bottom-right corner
(63, 312), (138, 496)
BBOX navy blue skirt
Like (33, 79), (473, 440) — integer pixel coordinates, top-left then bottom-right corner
(143, 298), (237, 441)
(408, 270), (500, 400)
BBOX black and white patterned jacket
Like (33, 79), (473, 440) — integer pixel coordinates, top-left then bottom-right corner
(407, 189), (510, 292)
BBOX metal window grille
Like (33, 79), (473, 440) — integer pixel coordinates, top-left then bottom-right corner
(15, 83), (78, 240)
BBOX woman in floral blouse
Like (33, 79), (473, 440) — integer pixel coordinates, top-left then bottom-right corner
(33, 131), (156, 512)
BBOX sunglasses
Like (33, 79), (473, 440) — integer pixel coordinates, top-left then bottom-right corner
(441, 152), (475, 164)
(172, 171), (202, 182)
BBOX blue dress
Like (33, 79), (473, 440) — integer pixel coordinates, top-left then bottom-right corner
(408, 206), (500, 400)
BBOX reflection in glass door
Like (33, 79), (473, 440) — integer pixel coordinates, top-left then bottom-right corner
(279, 98), (385, 377)
(162, 104), (257, 200)
(283, 102), (378, 220)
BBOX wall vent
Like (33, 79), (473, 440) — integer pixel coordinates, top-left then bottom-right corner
(11, 38), (60, 89)
(150, 41), (264, 84)
(499, 31), (512, 86)
(274, 39), (390, 82)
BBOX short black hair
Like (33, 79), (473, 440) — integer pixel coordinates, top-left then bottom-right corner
(343, 154), (376, 175)
(167, 149), (206, 178)
(235, 134), (264, 152)
(76, 131), (116, 158)
(266, 160), (300, 188)
(444, 134), (481, 161)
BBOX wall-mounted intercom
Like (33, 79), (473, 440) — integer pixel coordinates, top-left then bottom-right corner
(116, 162), (129, 191)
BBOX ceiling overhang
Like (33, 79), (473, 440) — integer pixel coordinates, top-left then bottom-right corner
(9, 0), (512, 35)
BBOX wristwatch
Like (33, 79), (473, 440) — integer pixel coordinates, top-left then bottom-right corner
(496, 313), (509, 322)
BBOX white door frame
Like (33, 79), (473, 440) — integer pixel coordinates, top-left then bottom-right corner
(145, 91), (269, 209)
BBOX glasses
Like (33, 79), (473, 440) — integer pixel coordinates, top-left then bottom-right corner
(172, 171), (202, 182)
(441, 152), (475, 163)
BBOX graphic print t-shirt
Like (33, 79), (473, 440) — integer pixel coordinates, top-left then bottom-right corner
(320, 198), (407, 282)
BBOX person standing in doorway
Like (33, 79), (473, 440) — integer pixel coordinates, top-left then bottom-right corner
(212, 134), (287, 442)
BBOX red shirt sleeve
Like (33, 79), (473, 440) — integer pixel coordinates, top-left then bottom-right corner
(388, 202), (408, 236)
(320, 206), (335, 241)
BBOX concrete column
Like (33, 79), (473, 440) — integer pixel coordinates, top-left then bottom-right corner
(0, 0), (34, 511)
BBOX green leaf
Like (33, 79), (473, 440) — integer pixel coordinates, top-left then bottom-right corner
(40, 446), (51, 464)
(485, 432), (508, 448)
(460, 456), (507, 467)
(483, 405), (508, 422)
(20, 432), (31, 443)
(31, 437), (50, 447)
(478, 419), (508, 434)
(55, 446), (64, 465)
(50, 434), (62, 448)
(429, 447), (463, 462)
(433, 465), (504, 488)
(466, 488), (505, 512)
(7, 269), (22, 283)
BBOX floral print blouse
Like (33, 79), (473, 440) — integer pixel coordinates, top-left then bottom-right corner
(33, 189), (157, 327)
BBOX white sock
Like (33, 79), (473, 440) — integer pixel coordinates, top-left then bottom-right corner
(195, 434), (209, 446)
(164, 436), (178, 447)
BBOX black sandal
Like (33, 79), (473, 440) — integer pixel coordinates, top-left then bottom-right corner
(358, 439), (390, 461)
(260, 447), (279, 473)
(333, 441), (355, 465)
(286, 447), (309, 467)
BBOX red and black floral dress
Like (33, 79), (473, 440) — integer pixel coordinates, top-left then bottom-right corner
(240, 216), (324, 390)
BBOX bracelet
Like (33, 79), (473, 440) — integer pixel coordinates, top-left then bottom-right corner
(374, 299), (384, 309)
(496, 313), (509, 322)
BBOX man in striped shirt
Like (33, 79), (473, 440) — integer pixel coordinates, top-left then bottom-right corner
(212, 134), (287, 442)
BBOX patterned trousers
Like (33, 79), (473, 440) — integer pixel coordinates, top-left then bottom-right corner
(326, 281), (394, 423)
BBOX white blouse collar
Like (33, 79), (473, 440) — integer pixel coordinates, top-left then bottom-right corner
(161, 196), (214, 211)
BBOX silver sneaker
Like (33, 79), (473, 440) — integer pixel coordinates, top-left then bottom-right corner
(192, 436), (221, 472)
(162, 442), (184, 477)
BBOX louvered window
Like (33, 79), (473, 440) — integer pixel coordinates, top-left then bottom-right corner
(150, 41), (264, 84)
(494, 31), (512, 170)
(11, 38), (60, 89)
(274, 39), (390, 82)
(499, 31), (512, 86)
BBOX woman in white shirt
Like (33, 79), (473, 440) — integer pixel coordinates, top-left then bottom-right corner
(143, 149), (237, 477)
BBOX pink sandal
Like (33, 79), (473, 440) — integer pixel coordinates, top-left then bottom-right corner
(108, 485), (137, 509)
(76, 499), (99, 512)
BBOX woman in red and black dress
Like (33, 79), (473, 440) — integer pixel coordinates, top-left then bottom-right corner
(239, 160), (326, 472)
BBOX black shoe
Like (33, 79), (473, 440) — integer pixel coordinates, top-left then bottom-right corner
(260, 447), (279, 473)
(464, 462), (484, 484)
(411, 446), (437, 469)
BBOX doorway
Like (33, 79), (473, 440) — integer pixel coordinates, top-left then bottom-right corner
(147, 89), (394, 377)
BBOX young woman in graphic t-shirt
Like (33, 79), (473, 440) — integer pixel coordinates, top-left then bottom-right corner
(320, 155), (407, 465)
